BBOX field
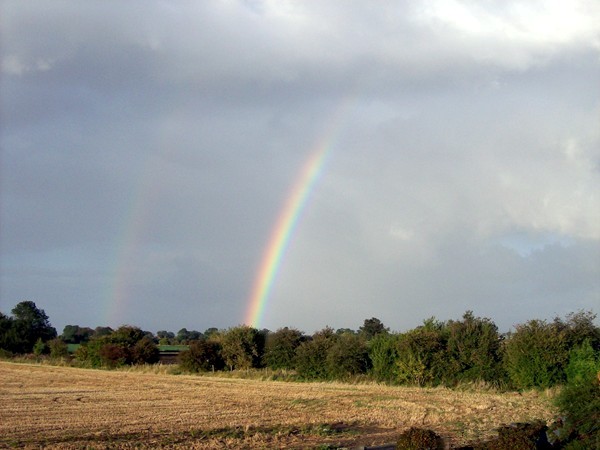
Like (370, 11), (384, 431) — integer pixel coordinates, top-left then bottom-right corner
(0, 361), (556, 449)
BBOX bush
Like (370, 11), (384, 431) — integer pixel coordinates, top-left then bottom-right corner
(178, 340), (224, 373)
(369, 332), (400, 382)
(553, 372), (600, 449)
(395, 318), (447, 386)
(295, 327), (335, 380)
(48, 338), (69, 359)
(565, 340), (600, 386)
(263, 327), (305, 370)
(326, 333), (370, 379)
(445, 311), (504, 384)
(220, 325), (265, 370)
(503, 319), (568, 389)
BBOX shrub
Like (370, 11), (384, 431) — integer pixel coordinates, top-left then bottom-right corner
(98, 343), (128, 368)
(369, 332), (400, 383)
(326, 333), (370, 379)
(131, 337), (160, 364)
(48, 338), (69, 359)
(553, 371), (600, 449)
(445, 311), (504, 384)
(565, 340), (600, 386)
(179, 340), (224, 373)
(395, 318), (447, 386)
(220, 325), (265, 370)
(295, 327), (336, 380)
(263, 327), (305, 370)
(502, 319), (568, 389)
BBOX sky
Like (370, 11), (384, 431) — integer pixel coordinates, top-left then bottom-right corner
(1, 1), (599, 335)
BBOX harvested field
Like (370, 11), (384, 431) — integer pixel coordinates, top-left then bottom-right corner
(0, 361), (556, 448)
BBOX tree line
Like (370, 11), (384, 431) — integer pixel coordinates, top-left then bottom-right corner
(1, 301), (599, 390)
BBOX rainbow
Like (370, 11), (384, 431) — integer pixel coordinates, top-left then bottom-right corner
(244, 146), (331, 328)
(244, 95), (357, 328)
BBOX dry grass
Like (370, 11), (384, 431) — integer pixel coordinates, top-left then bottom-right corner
(0, 361), (556, 449)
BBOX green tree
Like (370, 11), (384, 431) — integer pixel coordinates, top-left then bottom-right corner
(61, 325), (94, 344)
(359, 317), (388, 340)
(220, 325), (265, 370)
(131, 336), (160, 364)
(48, 338), (69, 359)
(178, 340), (224, 372)
(294, 327), (336, 380)
(395, 318), (447, 386)
(503, 319), (568, 389)
(445, 311), (504, 384)
(11, 301), (57, 353)
(326, 333), (370, 379)
(263, 327), (305, 370)
(369, 332), (401, 383)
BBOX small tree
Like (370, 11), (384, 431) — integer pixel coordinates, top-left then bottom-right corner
(369, 332), (400, 383)
(10, 301), (57, 353)
(395, 318), (447, 386)
(179, 340), (224, 373)
(326, 333), (370, 379)
(359, 317), (388, 340)
(503, 319), (569, 389)
(445, 311), (504, 384)
(131, 336), (160, 364)
(220, 325), (265, 370)
(263, 327), (305, 370)
(48, 338), (69, 359)
(294, 327), (336, 380)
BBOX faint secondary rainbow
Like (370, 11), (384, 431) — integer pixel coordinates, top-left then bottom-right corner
(244, 97), (356, 328)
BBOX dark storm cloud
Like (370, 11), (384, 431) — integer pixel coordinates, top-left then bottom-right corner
(1, 1), (598, 334)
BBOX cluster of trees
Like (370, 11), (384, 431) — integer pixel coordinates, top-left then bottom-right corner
(0, 301), (57, 354)
(177, 312), (600, 391)
(1, 301), (599, 391)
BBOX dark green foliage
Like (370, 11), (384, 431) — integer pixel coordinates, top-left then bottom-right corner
(6, 301), (57, 353)
(359, 317), (388, 340)
(445, 311), (504, 384)
(503, 319), (569, 389)
(94, 326), (113, 337)
(98, 343), (128, 368)
(325, 333), (370, 379)
(473, 421), (550, 450)
(369, 332), (400, 382)
(503, 312), (600, 390)
(396, 427), (444, 449)
(176, 328), (204, 344)
(565, 340), (600, 385)
(263, 327), (305, 370)
(396, 318), (448, 386)
(61, 325), (95, 344)
(48, 338), (69, 359)
(75, 326), (159, 367)
(178, 340), (224, 372)
(132, 337), (160, 364)
(220, 325), (265, 370)
(553, 356), (600, 449)
(294, 327), (336, 380)
(33, 338), (47, 356)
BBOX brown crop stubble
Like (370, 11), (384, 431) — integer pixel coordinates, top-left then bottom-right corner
(0, 361), (556, 449)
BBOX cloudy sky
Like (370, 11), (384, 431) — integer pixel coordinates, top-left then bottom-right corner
(1, 1), (599, 335)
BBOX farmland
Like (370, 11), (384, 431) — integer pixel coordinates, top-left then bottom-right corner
(0, 361), (556, 449)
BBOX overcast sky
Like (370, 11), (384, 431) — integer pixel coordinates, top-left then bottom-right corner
(1, 1), (599, 335)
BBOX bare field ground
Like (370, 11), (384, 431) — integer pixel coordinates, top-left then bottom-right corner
(0, 361), (556, 449)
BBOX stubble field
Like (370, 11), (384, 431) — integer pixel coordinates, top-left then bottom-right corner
(0, 361), (556, 449)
